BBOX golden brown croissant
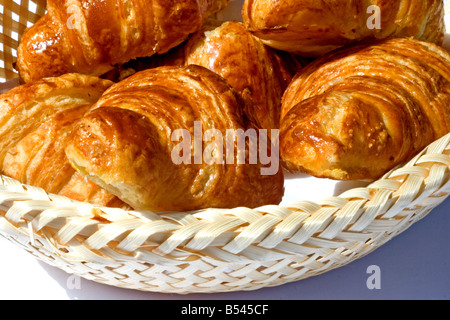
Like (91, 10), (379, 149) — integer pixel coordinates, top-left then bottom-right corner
(65, 65), (285, 212)
(16, 0), (230, 83)
(175, 20), (302, 131)
(0, 73), (126, 208)
(105, 20), (303, 130)
(280, 38), (450, 181)
(243, 0), (445, 56)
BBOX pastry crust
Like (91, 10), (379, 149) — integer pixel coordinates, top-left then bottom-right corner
(0, 73), (126, 208)
(109, 20), (303, 130)
(16, 0), (230, 83)
(243, 0), (445, 56)
(180, 20), (302, 131)
(65, 65), (285, 211)
(280, 38), (450, 180)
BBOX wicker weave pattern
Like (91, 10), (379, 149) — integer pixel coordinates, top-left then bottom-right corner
(0, 133), (449, 293)
(0, 0), (450, 294)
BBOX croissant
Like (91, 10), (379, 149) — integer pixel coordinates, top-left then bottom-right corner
(65, 65), (285, 212)
(105, 20), (303, 130)
(173, 20), (303, 131)
(242, 0), (445, 56)
(0, 73), (126, 208)
(280, 38), (450, 181)
(16, 0), (230, 83)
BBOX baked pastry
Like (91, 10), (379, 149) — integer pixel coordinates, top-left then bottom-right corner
(174, 20), (303, 131)
(103, 20), (303, 130)
(280, 38), (450, 180)
(65, 65), (285, 212)
(16, 0), (230, 83)
(0, 73), (126, 208)
(242, 0), (445, 56)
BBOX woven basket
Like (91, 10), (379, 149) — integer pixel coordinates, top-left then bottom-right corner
(1, 0), (450, 294)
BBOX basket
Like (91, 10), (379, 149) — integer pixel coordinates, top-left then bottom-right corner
(0, 0), (450, 294)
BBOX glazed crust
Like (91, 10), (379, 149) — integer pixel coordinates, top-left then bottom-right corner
(117, 20), (303, 131)
(65, 65), (285, 212)
(280, 38), (450, 180)
(0, 73), (126, 207)
(243, 0), (445, 56)
(180, 21), (302, 131)
(16, 0), (230, 83)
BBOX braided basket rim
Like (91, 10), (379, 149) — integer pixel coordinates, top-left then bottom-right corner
(0, 0), (450, 294)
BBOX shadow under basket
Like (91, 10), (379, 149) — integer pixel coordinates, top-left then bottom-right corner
(1, 0), (450, 294)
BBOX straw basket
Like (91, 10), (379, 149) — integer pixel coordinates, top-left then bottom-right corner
(1, 0), (450, 294)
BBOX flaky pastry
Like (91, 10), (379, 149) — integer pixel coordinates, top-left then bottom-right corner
(65, 65), (285, 211)
(0, 73), (126, 207)
(243, 0), (445, 56)
(280, 38), (450, 180)
(16, 0), (230, 83)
